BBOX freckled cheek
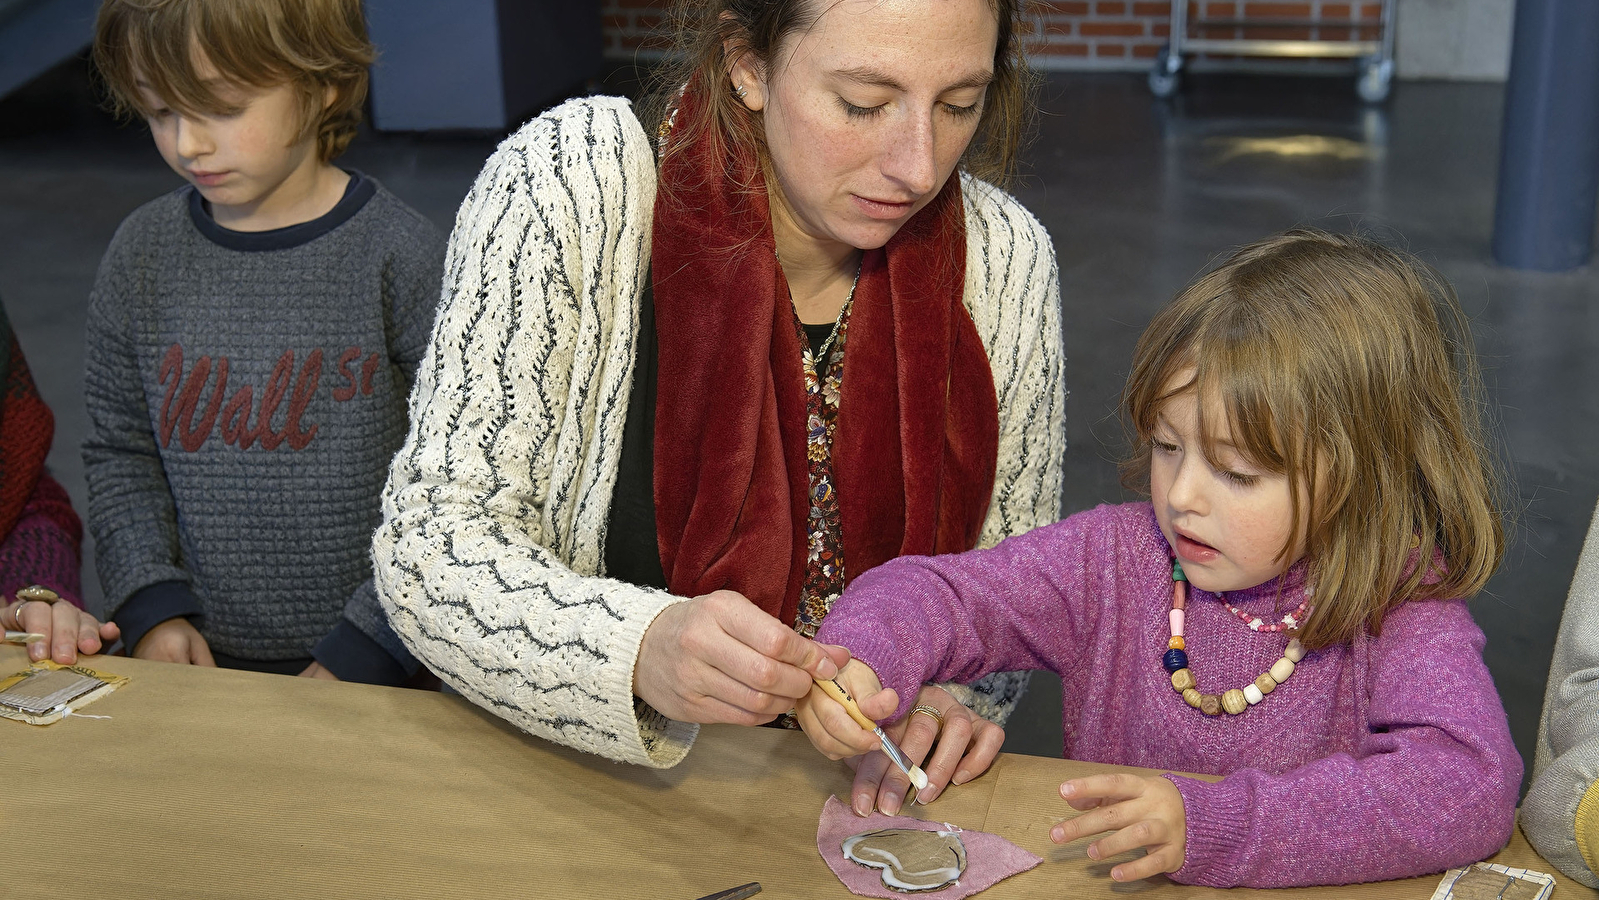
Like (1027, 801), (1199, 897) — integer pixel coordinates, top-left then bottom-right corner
(1231, 510), (1293, 567)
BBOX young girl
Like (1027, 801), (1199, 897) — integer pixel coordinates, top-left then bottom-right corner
(796, 229), (1522, 888)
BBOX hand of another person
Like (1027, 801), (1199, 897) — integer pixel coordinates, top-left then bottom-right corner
(6, 596), (120, 665)
(299, 661), (340, 680)
(795, 657), (897, 760)
(1051, 773), (1187, 881)
(634, 589), (848, 725)
(848, 684), (1005, 816)
(133, 617), (216, 666)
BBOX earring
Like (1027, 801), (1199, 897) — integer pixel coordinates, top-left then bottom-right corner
(733, 84), (748, 101)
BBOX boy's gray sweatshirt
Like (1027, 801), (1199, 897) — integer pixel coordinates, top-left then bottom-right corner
(83, 174), (444, 682)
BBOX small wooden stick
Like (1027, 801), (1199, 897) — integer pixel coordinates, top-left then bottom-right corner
(814, 677), (879, 731)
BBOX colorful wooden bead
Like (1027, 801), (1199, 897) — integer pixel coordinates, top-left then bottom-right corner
(1221, 689), (1248, 715)
(1170, 668), (1196, 692)
(1165, 555), (1308, 718)
(1269, 657), (1296, 683)
(1284, 638), (1306, 663)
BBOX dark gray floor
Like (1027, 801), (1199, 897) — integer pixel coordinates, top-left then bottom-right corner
(2, 63), (1595, 793)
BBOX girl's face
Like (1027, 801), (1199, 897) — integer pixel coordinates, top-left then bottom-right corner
(731, 0), (998, 257)
(1149, 369), (1306, 594)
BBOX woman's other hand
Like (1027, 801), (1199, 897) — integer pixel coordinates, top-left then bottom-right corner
(6, 597), (120, 665)
(796, 657), (896, 760)
(133, 618), (215, 666)
(634, 589), (847, 725)
(849, 684), (1005, 817)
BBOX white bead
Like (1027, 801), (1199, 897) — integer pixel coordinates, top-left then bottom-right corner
(1269, 657), (1295, 683)
(1248, 617), (1264, 631)
(1243, 683), (1264, 705)
(1284, 639), (1306, 663)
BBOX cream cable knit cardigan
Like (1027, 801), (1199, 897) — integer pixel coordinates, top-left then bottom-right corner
(374, 96), (1065, 767)
(1524, 501), (1599, 887)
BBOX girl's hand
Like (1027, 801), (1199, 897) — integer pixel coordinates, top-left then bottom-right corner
(6, 597), (120, 665)
(849, 685), (1005, 816)
(796, 658), (897, 760)
(1051, 773), (1187, 882)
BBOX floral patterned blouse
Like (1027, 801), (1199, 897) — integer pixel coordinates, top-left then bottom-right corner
(792, 303), (853, 640)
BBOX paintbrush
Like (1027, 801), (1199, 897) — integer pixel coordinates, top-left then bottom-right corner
(814, 677), (929, 794)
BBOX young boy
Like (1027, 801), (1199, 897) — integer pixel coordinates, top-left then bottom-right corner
(84, 0), (444, 682)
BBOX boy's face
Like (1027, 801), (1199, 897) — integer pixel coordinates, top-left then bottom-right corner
(1148, 368), (1306, 594)
(137, 64), (321, 225)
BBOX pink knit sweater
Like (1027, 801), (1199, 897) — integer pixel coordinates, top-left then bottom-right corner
(815, 502), (1521, 888)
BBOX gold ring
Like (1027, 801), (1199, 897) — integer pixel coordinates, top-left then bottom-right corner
(9, 601), (35, 630)
(911, 705), (944, 730)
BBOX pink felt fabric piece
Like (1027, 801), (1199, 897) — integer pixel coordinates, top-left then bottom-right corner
(817, 795), (1043, 898)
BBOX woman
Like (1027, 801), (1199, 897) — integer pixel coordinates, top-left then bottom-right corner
(374, 0), (1063, 815)
(0, 296), (115, 664)
(1524, 501), (1599, 887)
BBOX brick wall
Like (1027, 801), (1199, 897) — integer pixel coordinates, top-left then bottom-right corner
(602, 1), (1385, 72)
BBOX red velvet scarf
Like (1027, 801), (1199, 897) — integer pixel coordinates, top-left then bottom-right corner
(0, 303), (55, 543)
(651, 87), (999, 625)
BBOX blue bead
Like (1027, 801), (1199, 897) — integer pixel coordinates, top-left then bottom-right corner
(1162, 649), (1188, 673)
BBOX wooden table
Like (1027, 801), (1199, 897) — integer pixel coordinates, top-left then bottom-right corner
(3, 646), (1587, 899)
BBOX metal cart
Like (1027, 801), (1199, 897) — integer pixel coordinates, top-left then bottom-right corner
(1149, 0), (1397, 102)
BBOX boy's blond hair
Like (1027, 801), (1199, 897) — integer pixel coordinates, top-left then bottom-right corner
(93, 0), (374, 162)
(1122, 229), (1508, 649)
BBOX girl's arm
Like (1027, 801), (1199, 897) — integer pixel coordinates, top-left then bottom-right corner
(816, 507), (1113, 722)
(1168, 597), (1521, 888)
(1523, 502), (1599, 888)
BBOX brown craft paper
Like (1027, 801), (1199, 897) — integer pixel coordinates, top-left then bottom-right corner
(0, 645), (1587, 900)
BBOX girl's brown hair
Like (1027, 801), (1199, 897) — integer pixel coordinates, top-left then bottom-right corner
(1121, 229), (1507, 649)
(643, 0), (1036, 190)
(93, 0), (374, 162)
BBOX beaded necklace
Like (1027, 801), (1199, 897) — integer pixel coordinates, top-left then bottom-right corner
(1221, 594), (1309, 632)
(1162, 560), (1308, 717)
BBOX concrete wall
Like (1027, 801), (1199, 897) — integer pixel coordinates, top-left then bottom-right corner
(1396, 0), (1514, 80)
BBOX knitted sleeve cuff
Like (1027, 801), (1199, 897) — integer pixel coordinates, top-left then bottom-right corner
(313, 618), (414, 686)
(1164, 773), (1248, 886)
(112, 581), (203, 655)
(1575, 778), (1599, 879)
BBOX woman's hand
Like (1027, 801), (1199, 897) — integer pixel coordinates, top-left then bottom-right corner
(634, 589), (847, 725)
(847, 684), (1005, 816)
(6, 597), (120, 665)
(796, 658), (897, 759)
(1051, 773), (1187, 882)
(133, 618), (216, 666)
